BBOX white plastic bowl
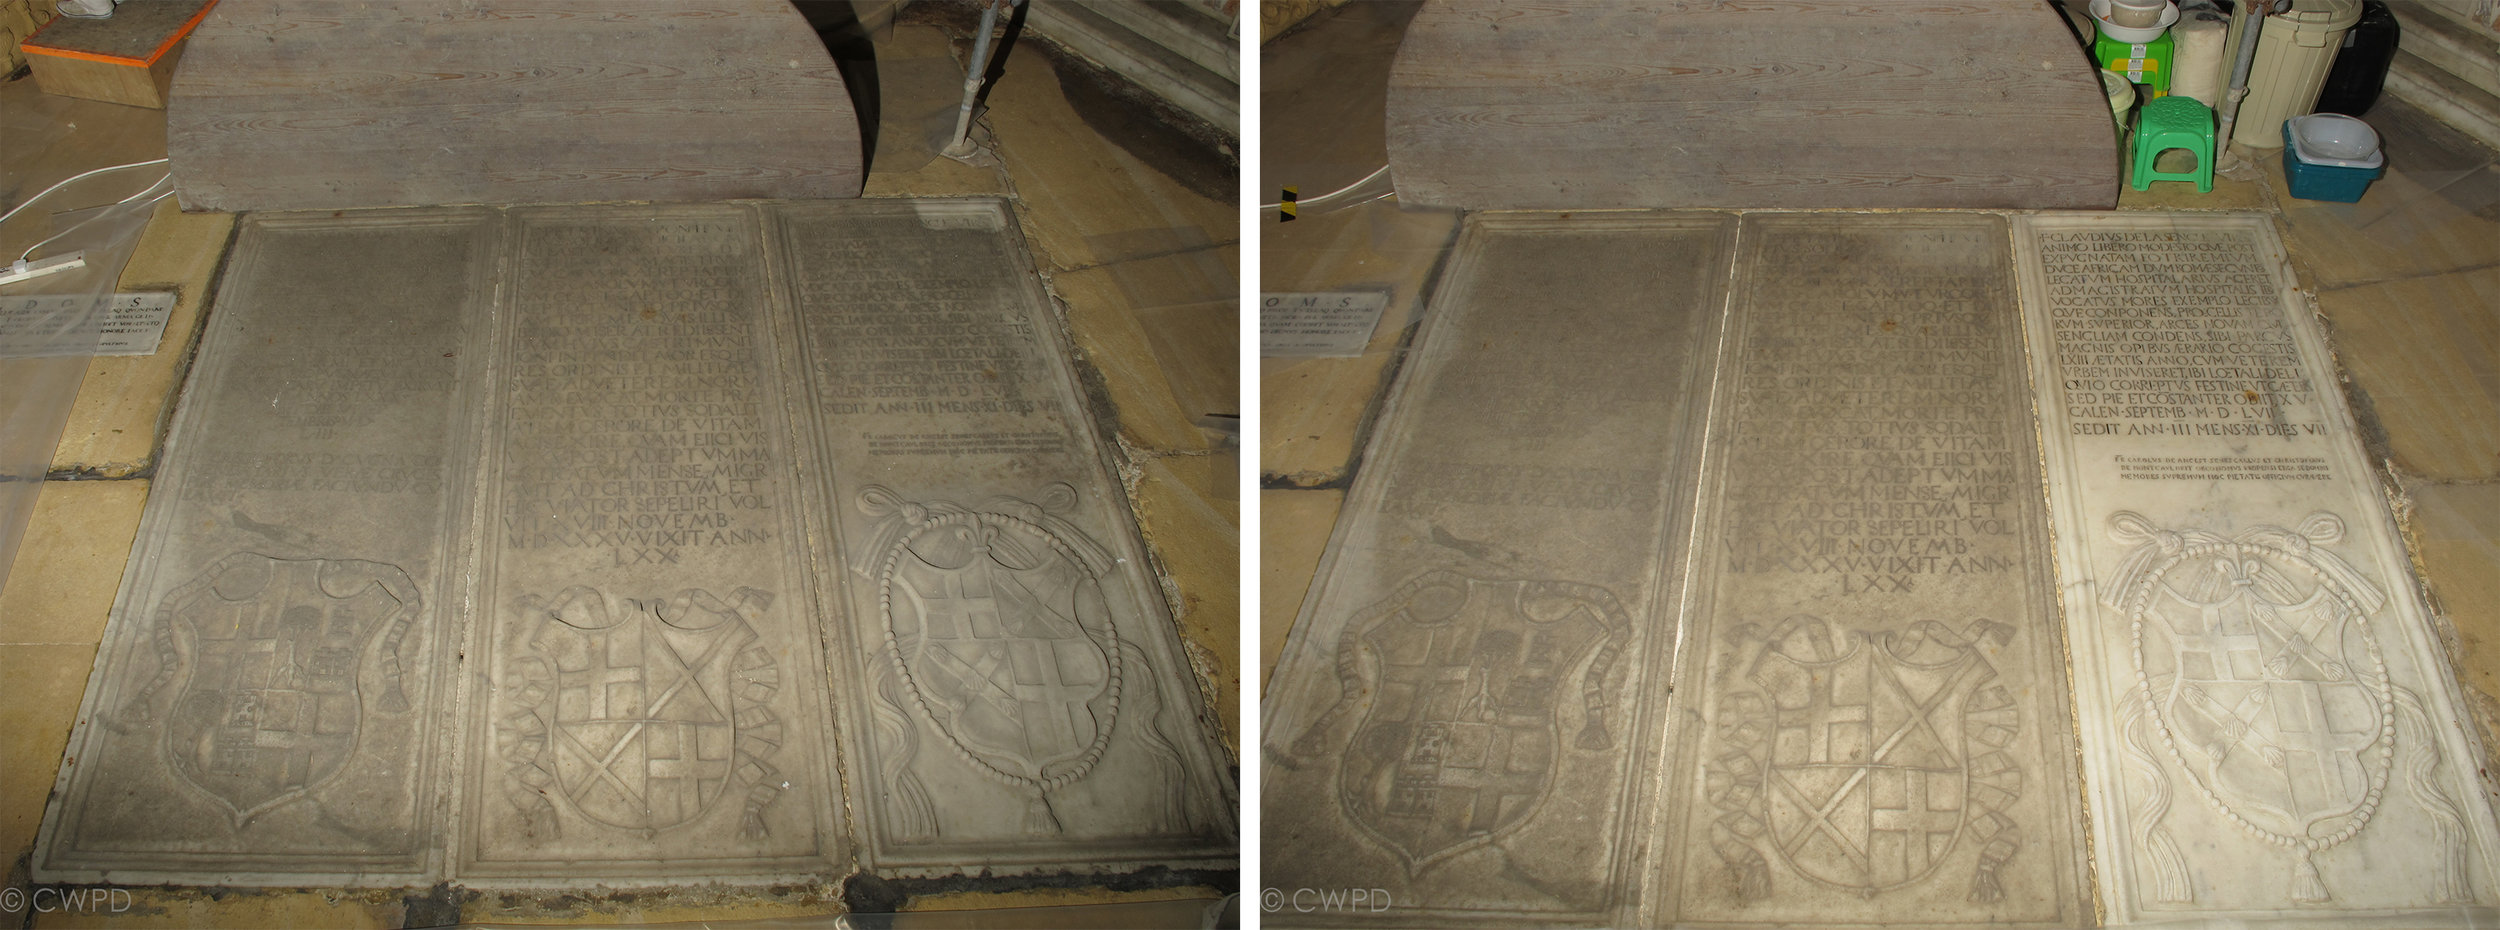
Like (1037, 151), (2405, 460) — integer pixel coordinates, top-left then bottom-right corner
(2090, 0), (2179, 43)
(2288, 114), (2384, 169)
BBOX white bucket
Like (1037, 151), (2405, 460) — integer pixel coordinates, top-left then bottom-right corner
(2231, 0), (2364, 149)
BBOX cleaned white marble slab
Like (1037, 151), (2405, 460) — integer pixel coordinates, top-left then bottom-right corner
(2016, 213), (2500, 925)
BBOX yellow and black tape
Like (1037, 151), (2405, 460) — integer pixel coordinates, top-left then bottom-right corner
(1280, 187), (1297, 222)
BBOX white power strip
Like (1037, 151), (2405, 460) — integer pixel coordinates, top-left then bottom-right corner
(0, 252), (87, 286)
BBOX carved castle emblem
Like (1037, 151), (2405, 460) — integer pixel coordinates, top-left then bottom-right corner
(1291, 570), (1630, 875)
(126, 553), (422, 827)
(2104, 511), (2474, 906)
(1705, 616), (2024, 904)
(858, 483), (1130, 834)
(498, 586), (787, 839)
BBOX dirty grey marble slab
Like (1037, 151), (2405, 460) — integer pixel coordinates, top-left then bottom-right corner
(456, 205), (847, 882)
(1262, 213), (1734, 926)
(1654, 214), (2090, 927)
(2017, 213), (2500, 926)
(35, 199), (1233, 888)
(774, 200), (1236, 877)
(37, 210), (499, 884)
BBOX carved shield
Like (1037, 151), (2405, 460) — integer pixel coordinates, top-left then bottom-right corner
(522, 588), (769, 831)
(881, 506), (1118, 785)
(2105, 512), (2393, 898)
(1737, 617), (2019, 895)
(147, 553), (421, 826)
(1317, 571), (1628, 874)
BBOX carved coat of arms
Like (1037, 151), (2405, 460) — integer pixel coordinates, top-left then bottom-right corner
(499, 586), (786, 839)
(127, 553), (422, 827)
(858, 483), (1132, 835)
(2102, 511), (2473, 906)
(1291, 570), (1630, 875)
(1705, 616), (2024, 904)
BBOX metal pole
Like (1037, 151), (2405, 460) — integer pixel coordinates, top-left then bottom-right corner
(942, 0), (1015, 157)
(2216, 0), (2285, 148)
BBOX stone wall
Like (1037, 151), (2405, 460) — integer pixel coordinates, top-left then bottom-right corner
(3, 0), (59, 72)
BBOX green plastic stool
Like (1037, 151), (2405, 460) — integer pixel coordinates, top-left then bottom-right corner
(2132, 96), (2215, 192)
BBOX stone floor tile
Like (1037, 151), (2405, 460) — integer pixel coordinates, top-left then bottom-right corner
(1050, 260), (1216, 458)
(2118, 143), (2276, 212)
(2018, 213), (2500, 922)
(1128, 452), (1241, 744)
(2272, 110), (2500, 292)
(2315, 267), (2500, 480)
(980, 42), (1234, 273)
(0, 644), (96, 874)
(2401, 478), (2500, 792)
(48, 204), (235, 476)
(1260, 201), (1458, 485)
(0, 478), (146, 648)
(1258, 488), (1341, 692)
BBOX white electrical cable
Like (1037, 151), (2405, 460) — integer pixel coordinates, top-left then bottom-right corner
(18, 182), (177, 262)
(1259, 164), (1393, 212)
(0, 157), (171, 229)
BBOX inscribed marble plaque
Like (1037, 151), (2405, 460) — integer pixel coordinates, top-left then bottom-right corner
(775, 200), (1235, 876)
(460, 206), (846, 881)
(0, 291), (176, 357)
(1262, 213), (1733, 925)
(1260, 291), (1391, 357)
(2016, 214), (2500, 924)
(36, 211), (495, 884)
(1656, 214), (2090, 926)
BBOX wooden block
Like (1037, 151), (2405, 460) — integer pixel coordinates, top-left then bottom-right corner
(166, 1), (866, 211)
(20, 0), (211, 109)
(1385, 0), (2122, 210)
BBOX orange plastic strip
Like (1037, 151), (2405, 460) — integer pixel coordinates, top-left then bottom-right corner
(22, 0), (218, 67)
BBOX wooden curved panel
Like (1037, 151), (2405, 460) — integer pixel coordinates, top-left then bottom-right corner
(169, 2), (864, 211)
(1386, 1), (2119, 210)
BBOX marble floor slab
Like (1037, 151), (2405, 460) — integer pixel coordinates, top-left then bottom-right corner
(1654, 215), (2090, 926)
(35, 201), (1234, 888)
(1261, 213), (1733, 926)
(2016, 214), (2500, 925)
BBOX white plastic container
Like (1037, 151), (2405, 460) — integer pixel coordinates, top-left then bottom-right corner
(2090, 0), (2179, 43)
(2103, 69), (2139, 135)
(2109, 0), (2168, 29)
(2230, 0), (2364, 149)
(2286, 113), (2384, 168)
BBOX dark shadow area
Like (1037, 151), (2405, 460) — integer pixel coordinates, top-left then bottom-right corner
(796, 0), (883, 175)
(902, 1), (1236, 204)
(970, 0), (1031, 118)
(1259, 0), (1417, 196)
